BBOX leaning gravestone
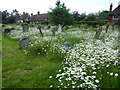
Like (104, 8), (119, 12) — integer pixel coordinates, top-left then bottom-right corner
(37, 25), (44, 36)
(22, 24), (29, 32)
(58, 24), (62, 33)
(94, 26), (102, 39)
(64, 42), (72, 52)
(20, 38), (30, 48)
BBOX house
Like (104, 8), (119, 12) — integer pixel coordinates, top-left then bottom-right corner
(15, 11), (48, 24)
(28, 11), (48, 24)
(96, 16), (106, 20)
(15, 12), (29, 23)
(108, 3), (120, 25)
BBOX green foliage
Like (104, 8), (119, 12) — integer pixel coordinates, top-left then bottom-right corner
(72, 11), (86, 21)
(79, 20), (108, 27)
(86, 13), (97, 21)
(1, 10), (10, 24)
(7, 16), (16, 24)
(98, 10), (109, 19)
(21, 22), (29, 26)
(48, 0), (74, 27)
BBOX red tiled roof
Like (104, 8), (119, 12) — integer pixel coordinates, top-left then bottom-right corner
(28, 14), (48, 22)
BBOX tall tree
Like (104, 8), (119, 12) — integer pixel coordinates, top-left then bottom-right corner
(11, 9), (19, 16)
(2, 10), (10, 24)
(85, 13), (97, 21)
(73, 11), (86, 21)
(99, 10), (109, 19)
(48, 0), (74, 27)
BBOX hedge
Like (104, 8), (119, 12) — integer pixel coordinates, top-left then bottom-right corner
(78, 20), (108, 27)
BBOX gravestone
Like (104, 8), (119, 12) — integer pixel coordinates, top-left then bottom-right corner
(51, 29), (56, 37)
(41, 26), (44, 30)
(37, 25), (44, 36)
(58, 24), (62, 32)
(7, 26), (12, 28)
(22, 24), (29, 32)
(51, 26), (57, 37)
(94, 27), (102, 39)
(20, 38), (30, 48)
(4, 29), (11, 35)
(64, 42), (72, 52)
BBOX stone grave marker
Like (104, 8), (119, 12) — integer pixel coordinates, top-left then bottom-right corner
(58, 24), (62, 33)
(51, 29), (56, 37)
(37, 25), (44, 36)
(94, 26), (102, 39)
(51, 26), (57, 37)
(22, 24), (29, 32)
(20, 38), (30, 48)
(4, 29), (11, 35)
(64, 42), (72, 52)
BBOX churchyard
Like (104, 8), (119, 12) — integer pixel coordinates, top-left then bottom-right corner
(1, 23), (120, 88)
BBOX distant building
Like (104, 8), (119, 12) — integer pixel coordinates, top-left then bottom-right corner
(96, 16), (106, 20)
(28, 11), (48, 24)
(15, 11), (48, 24)
(15, 12), (29, 23)
(108, 3), (120, 25)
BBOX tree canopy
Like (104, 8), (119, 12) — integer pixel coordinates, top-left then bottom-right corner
(48, 0), (74, 27)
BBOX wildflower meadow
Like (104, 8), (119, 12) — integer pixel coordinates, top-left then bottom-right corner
(2, 24), (120, 88)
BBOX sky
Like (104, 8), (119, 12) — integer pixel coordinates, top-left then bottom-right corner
(0, 0), (119, 15)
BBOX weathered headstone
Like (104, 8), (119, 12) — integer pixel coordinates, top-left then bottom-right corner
(41, 26), (44, 30)
(106, 24), (109, 33)
(51, 29), (56, 37)
(51, 26), (57, 37)
(20, 38), (30, 48)
(64, 42), (72, 52)
(37, 25), (44, 36)
(58, 24), (62, 33)
(94, 27), (102, 39)
(4, 29), (11, 35)
(22, 24), (29, 32)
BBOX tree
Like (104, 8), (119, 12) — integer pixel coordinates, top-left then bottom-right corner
(48, 0), (74, 27)
(2, 10), (10, 24)
(72, 11), (80, 21)
(11, 9), (19, 16)
(7, 15), (16, 24)
(72, 11), (86, 21)
(86, 13), (97, 21)
(98, 10), (109, 19)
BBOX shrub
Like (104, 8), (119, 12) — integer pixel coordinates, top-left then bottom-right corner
(78, 20), (108, 28)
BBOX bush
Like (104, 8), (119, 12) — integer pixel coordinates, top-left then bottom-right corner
(29, 24), (36, 27)
(78, 20), (108, 28)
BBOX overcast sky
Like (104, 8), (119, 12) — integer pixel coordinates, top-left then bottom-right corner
(0, 0), (119, 15)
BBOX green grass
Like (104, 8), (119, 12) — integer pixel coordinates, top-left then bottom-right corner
(2, 35), (62, 88)
(0, 31), (2, 88)
(2, 25), (120, 88)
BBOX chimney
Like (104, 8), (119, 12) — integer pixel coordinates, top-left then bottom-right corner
(37, 11), (40, 15)
(110, 3), (113, 12)
(31, 13), (33, 16)
(23, 12), (25, 15)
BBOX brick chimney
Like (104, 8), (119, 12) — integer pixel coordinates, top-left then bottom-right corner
(23, 12), (25, 15)
(110, 3), (113, 12)
(31, 13), (33, 16)
(109, 3), (113, 25)
(37, 11), (40, 15)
